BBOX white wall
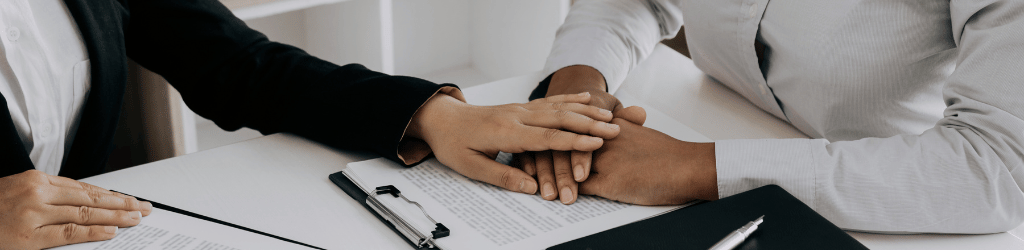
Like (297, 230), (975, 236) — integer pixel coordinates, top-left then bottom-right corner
(392, 0), (471, 76)
(470, 0), (567, 80)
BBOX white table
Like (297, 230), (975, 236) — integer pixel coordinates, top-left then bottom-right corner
(82, 45), (1024, 249)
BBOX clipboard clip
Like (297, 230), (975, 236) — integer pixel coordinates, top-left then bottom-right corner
(367, 185), (450, 249)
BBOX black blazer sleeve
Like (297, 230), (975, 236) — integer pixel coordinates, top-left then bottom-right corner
(122, 0), (448, 165)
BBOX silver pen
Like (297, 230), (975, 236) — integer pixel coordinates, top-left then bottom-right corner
(708, 215), (764, 250)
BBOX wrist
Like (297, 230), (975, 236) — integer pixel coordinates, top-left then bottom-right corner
(671, 141), (719, 201)
(407, 94), (468, 143)
(547, 65), (607, 96)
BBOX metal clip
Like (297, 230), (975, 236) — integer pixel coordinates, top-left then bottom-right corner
(366, 185), (450, 249)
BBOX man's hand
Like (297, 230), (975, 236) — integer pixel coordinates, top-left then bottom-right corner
(514, 65), (642, 204)
(579, 118), (719, 205)
(407, 92), (620, 195)
(0, 170), (153, 250)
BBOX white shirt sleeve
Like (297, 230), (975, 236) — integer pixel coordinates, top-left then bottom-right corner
(543, 0), (684, 94)
(716, 1), (1024, 234)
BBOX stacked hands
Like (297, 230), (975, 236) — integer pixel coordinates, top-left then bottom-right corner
(0, 66), (716, 249)
(411, 65), (720, 208)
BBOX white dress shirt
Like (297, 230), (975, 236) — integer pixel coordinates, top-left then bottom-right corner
(0, 0), (90, 176)
(546, 0), (1024, 233)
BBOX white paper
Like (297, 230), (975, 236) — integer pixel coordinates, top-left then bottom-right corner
(50, 207), (314, 250)
(344, 94), (711, 250)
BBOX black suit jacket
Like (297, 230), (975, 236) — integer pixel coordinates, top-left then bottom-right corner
(0, 0), (450, 179)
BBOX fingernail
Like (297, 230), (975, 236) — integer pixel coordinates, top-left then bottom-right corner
(588, 137), (603, 143)
(131, 211), (142, 220)
(606, 123), (619, 130)
(542, 183), (556, 199)
(105, 226), (117, 234)
(574, 165), (584, 181)
(141, 201), (153, 211)
(521, 179), (538, 194)
(560, 187), (574, 204)
(600, 109), (612, 116)
(578, 92), (590, 96)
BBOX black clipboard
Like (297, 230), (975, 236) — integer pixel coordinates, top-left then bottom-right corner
(113, 191), (324, 250)
(329, 171), (449, 250)
(547, 185), (868, 250)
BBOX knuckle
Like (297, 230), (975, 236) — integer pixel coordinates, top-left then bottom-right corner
(61, 224), (78, 241)
(498, 168), (516, 189)
(77, 206), (92, 224)
(123, 197), (139, 210)
(87, 191), (103, 204)
(543, 129), (562, 141)
(554, 110), (572, 119)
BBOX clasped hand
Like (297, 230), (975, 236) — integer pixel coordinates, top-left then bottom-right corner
(513, 65), (718, 206)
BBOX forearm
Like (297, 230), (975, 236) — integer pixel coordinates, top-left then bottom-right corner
(717, 128), (1024, 233)
(543, 0), (684, 94)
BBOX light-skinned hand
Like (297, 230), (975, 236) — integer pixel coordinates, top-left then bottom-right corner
(579, 118), (718, 205)
(0, 170), (153, 250)
(407, 92), (620, 195)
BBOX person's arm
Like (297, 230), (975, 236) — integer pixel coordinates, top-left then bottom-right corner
(538, 0), (684, 98)
(584, 1), (1024, 234)
(123, 0), (623, 194)
(518, 0), (684, 205)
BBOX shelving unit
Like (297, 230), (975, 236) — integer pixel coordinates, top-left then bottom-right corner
(184, 0), (571, 153)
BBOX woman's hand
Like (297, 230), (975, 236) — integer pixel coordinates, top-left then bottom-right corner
(0, 170), (153, 250)
(407, 92), (621, 195)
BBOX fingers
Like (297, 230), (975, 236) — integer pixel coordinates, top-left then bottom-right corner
(526, 102), (614, 123)
(461, 153), (538, 194)
(47, 187), (149, 213)
(535, 151), (557, 201)
(36, 223), (118, 249)
(614, 106), (647, 126)
(519, 152), (537, 176)
(529, 92), (592, 105)
(570, 151), (592, 182)
(508, 126), (604, 152)
(46, 175), (153, 216)
(552, 151), (578, 205)
(45, 205), (142, 228)
(521, 109), (620, 139)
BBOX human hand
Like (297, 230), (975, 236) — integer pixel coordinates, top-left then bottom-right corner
(406, 92), (620, 195)
(0, 170), (153, 250)
(515, 106), (647, 204)
(579, 118), (718, 205)
(512, 65), (643, 204)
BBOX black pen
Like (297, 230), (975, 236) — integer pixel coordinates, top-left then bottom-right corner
(709, 215), (764, 250)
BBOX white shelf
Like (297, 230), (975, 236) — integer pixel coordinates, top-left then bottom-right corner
(231, 0), (348, 20)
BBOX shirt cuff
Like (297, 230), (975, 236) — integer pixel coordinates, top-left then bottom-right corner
(715, 138), (827, 209)
(396, 86), (465, 165)
(543, 26), (632, 95)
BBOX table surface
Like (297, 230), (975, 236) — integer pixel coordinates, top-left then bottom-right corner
(82, 45), (1024, 250)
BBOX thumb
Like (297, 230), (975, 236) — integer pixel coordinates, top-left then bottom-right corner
(463, 154), (539, 194)
(614, 106), (647, 126)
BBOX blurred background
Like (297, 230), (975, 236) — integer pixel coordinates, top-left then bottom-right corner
(107, 0), (574, 171)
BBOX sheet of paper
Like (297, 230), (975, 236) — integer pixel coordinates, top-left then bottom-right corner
(50, 207), (314, 250)
(344, 95), (710, 249)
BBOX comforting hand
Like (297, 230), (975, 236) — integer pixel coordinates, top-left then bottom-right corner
(0, 170), (153, 250)
(407, 92), (620, 195)
(513, 65), (639, 204)
(579, 118), (719, 206)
